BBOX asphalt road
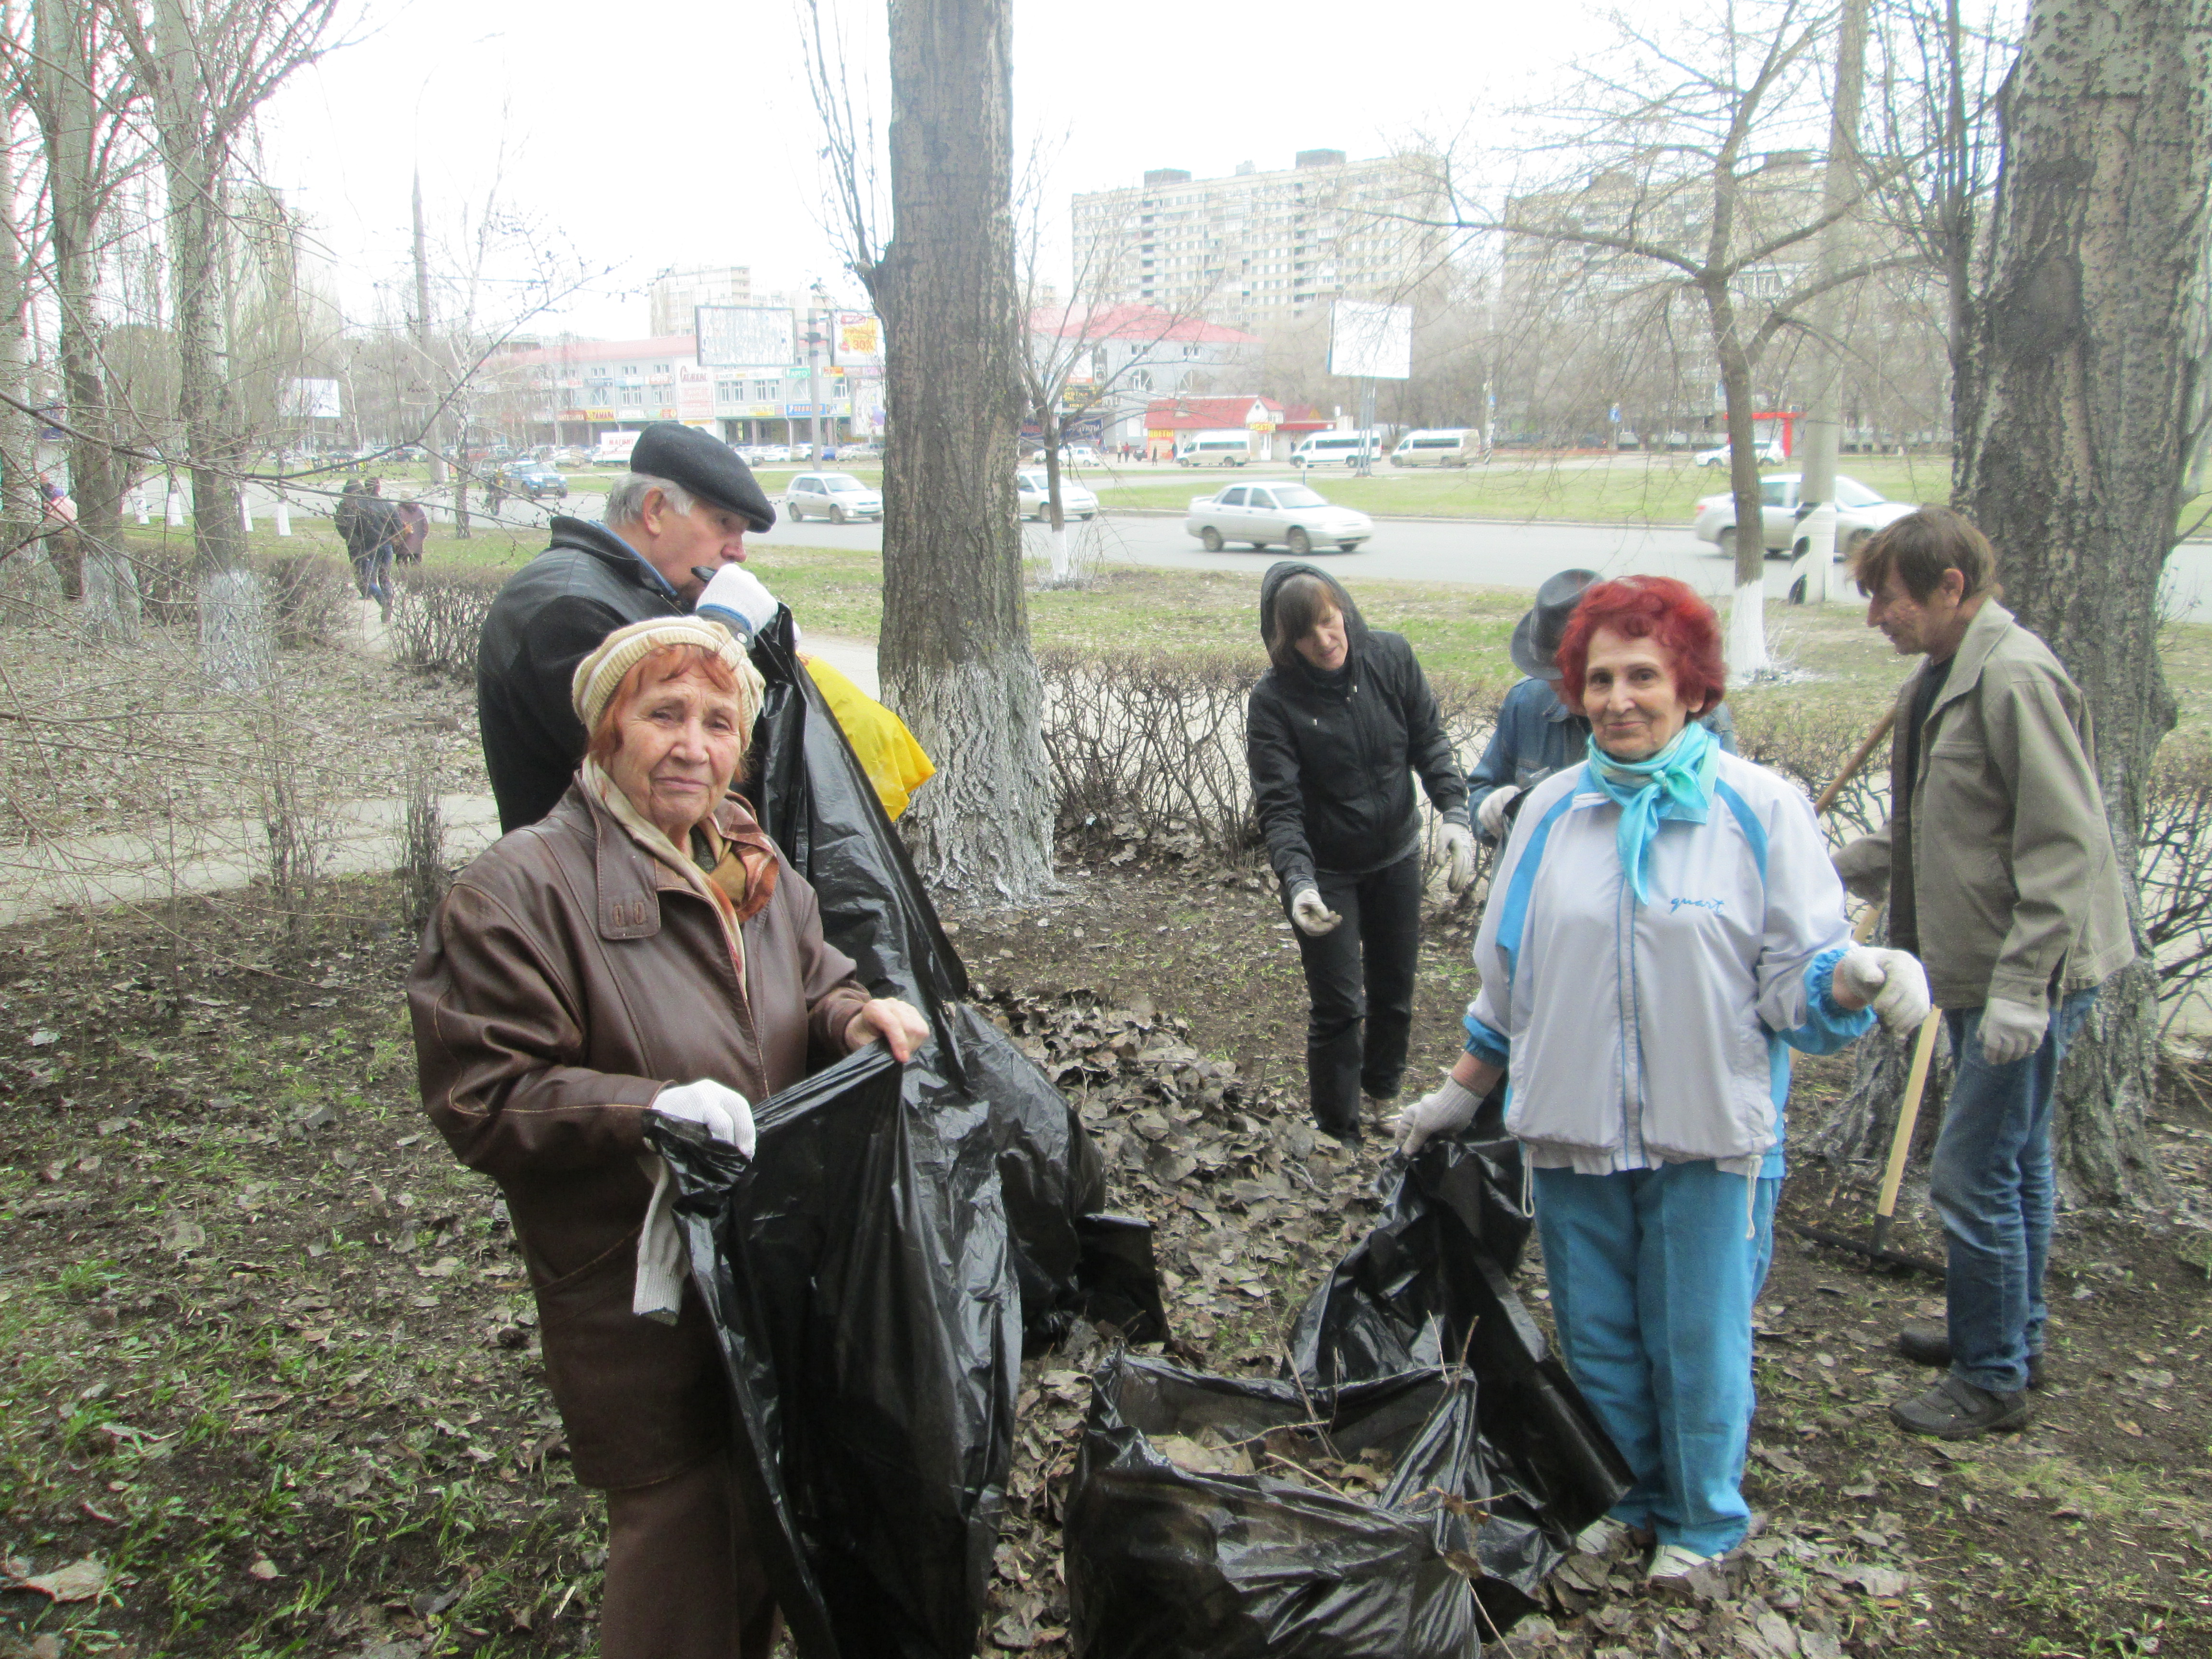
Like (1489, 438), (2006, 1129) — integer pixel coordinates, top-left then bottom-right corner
(246, 469), (2212, 621)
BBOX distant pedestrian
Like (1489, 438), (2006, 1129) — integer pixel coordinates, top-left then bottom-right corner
(483, 471), (505, 518)
(394, 499), (429, 565)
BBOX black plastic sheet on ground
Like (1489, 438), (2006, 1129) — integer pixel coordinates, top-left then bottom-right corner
(1065, 1353), (1503, 1658)
(745, 609), (1164, 1346)
(657, 1044), (1014, 1659)
(1288, 1130), (1632, 1563)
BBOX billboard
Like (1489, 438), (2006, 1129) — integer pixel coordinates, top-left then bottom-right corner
(830, 311), (883, 367)
(697, 305), (796, 369)
(1327, 301), (1413, 381)
(676, 363), (715, 421)
(281, 377), (343, 420)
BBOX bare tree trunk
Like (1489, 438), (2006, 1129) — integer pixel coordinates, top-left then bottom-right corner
(1706, 276), (1772, 678)
(33, 0), (119, 579)
(869, 0), (1052, 902)
(0, 81), (37, 560)
(1957, 0), (2211, 1205)
(1794, 0), (1872, 606)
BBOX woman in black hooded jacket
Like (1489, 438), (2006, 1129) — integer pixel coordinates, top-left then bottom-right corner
(1246, 562), (1475, 1142)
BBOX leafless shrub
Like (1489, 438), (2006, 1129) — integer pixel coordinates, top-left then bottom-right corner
(1730, 698), (1893, 842)
(389, 565), (505, 680)
(0, 550), (65, 630)
(1034, 649), (1510, 879)
(399, 735), (450, 931)
(248, 552), (353, 651)
(2143, 738), (2212, 1034)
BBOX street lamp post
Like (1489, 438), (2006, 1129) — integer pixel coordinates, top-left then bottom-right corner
(806, 282), (828, 460)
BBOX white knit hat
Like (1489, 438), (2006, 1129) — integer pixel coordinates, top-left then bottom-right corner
(570, 616), (763, 734)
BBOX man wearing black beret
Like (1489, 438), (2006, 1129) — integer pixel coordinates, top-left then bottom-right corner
(476, 422), (779, 831)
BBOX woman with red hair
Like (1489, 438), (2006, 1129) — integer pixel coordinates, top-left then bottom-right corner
(1394, 576), (1931, 1582)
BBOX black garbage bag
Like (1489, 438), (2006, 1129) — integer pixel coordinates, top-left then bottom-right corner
(1066, 1353), (1511, 1658)
(1287, 1131), (1631, 1552)
(657, 1043), (1017, 1659)
(744, 612), (1164, 1345)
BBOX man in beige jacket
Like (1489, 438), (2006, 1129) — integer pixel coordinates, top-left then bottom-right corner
(1835, 507), (2133, 1440)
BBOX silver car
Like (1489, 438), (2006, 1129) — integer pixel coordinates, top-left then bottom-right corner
(785, 471), (883, 523)
(1016, 469), (1096, 521)
(1690, 472), (1915, 560)
(1184, 480), (1372, 554)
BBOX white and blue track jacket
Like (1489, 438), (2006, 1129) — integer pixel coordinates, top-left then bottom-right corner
(1464, 750), (1873, 1178)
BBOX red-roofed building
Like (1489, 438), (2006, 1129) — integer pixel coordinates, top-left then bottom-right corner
(1027, 304), (1259, 455)
(1141, 396), (1339, 461)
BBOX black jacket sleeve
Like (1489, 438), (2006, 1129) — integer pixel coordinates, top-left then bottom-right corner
(1245, 682), (1318, 892)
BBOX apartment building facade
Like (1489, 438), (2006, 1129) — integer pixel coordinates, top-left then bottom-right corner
(1070, 148), (1449, 329)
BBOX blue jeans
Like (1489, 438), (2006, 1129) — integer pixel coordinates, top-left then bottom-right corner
(354, 547), (394, 614)
(1929, 988), (2099, 1394)
(1534, 1161), (1778, 1557)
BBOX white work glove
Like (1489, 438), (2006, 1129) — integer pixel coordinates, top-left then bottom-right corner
(1979, 996), (2050, 1067)
(1443, 824), (1477, 894)
(1394, 1075), (1485, 1156)
(650, 1079), (757, 1158)
(1834, 947), (1933, 1034)
(1476, 786), (1520, 842)
(1289, 885), (1341, 937)
(694, 565), (780, 640)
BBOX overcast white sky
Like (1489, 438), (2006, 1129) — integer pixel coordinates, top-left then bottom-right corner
(264, 0), (1590, 341)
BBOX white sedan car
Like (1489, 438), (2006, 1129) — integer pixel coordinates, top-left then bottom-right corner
(1016, 469), (1096, 520)
(784, 471), (883, 523)
(1690, 472), (1916, 559)
(1695, 439), (1786, 468)
(1185, 480), (1372, 554)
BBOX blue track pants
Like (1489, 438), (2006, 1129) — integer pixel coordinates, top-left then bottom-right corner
(1533, 1161), (1778, 1557)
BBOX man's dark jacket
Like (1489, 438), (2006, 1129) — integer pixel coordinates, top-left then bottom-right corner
(1245, 560), (1470, 892)
(478, 517), (683, 832)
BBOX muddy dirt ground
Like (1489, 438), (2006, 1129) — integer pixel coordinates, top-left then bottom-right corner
(1, 844), (2208, 1658)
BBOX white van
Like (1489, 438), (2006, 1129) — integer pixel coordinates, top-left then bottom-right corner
(1174, 430), (1255, 467)
(1391, 429), (1483, 468)
(1291, 430), (1384, 469)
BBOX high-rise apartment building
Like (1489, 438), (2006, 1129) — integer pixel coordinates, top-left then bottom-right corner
(1070, 149), (1448, 327)
(647, 265), (753, 336)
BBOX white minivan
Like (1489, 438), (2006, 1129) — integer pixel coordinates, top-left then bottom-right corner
(1174, 430), (1255, 467)
(1391, 429), (1483, 468)
(1291, 431), (1385, 469)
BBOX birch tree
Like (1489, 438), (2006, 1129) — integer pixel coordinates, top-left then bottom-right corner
(1449, 0), (1908, 676)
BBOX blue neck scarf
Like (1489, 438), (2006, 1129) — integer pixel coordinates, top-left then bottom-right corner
(1583, 719), (1720, 903)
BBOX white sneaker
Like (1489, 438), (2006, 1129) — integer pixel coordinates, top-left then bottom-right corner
(1645, 1543), (1714, 1583)
(1573, 1517), (1635, 1558)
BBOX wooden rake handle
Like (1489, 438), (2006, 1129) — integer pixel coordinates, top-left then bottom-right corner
(1875, 1010), (1944, 1226)
(1815, 709), (1895, 818)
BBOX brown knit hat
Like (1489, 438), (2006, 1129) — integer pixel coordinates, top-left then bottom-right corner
(570, 617), (763, 734)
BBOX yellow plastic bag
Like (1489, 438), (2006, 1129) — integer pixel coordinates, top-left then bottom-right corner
(802, 655), (936, 821)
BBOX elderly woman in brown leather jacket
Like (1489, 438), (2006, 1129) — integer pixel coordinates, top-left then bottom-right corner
(408, 616), (926, 1659)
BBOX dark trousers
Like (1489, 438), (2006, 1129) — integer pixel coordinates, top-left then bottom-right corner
(1286, 852), (1423, 1133)
(601, 1443), (781, 1659)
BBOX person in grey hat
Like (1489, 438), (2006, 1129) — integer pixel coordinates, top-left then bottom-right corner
(1469, 569), (1735, 843)
(476, 423), (780, 832)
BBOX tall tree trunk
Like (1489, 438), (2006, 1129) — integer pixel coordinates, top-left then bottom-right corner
(0, 83), (37, 559)
(33, 0), (118, 578)
(145, 0), (262, 685)
(1957, 0), (2211, 1204)
(1706, 278), (1773, 678)
(870, 0), (1052, 902)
